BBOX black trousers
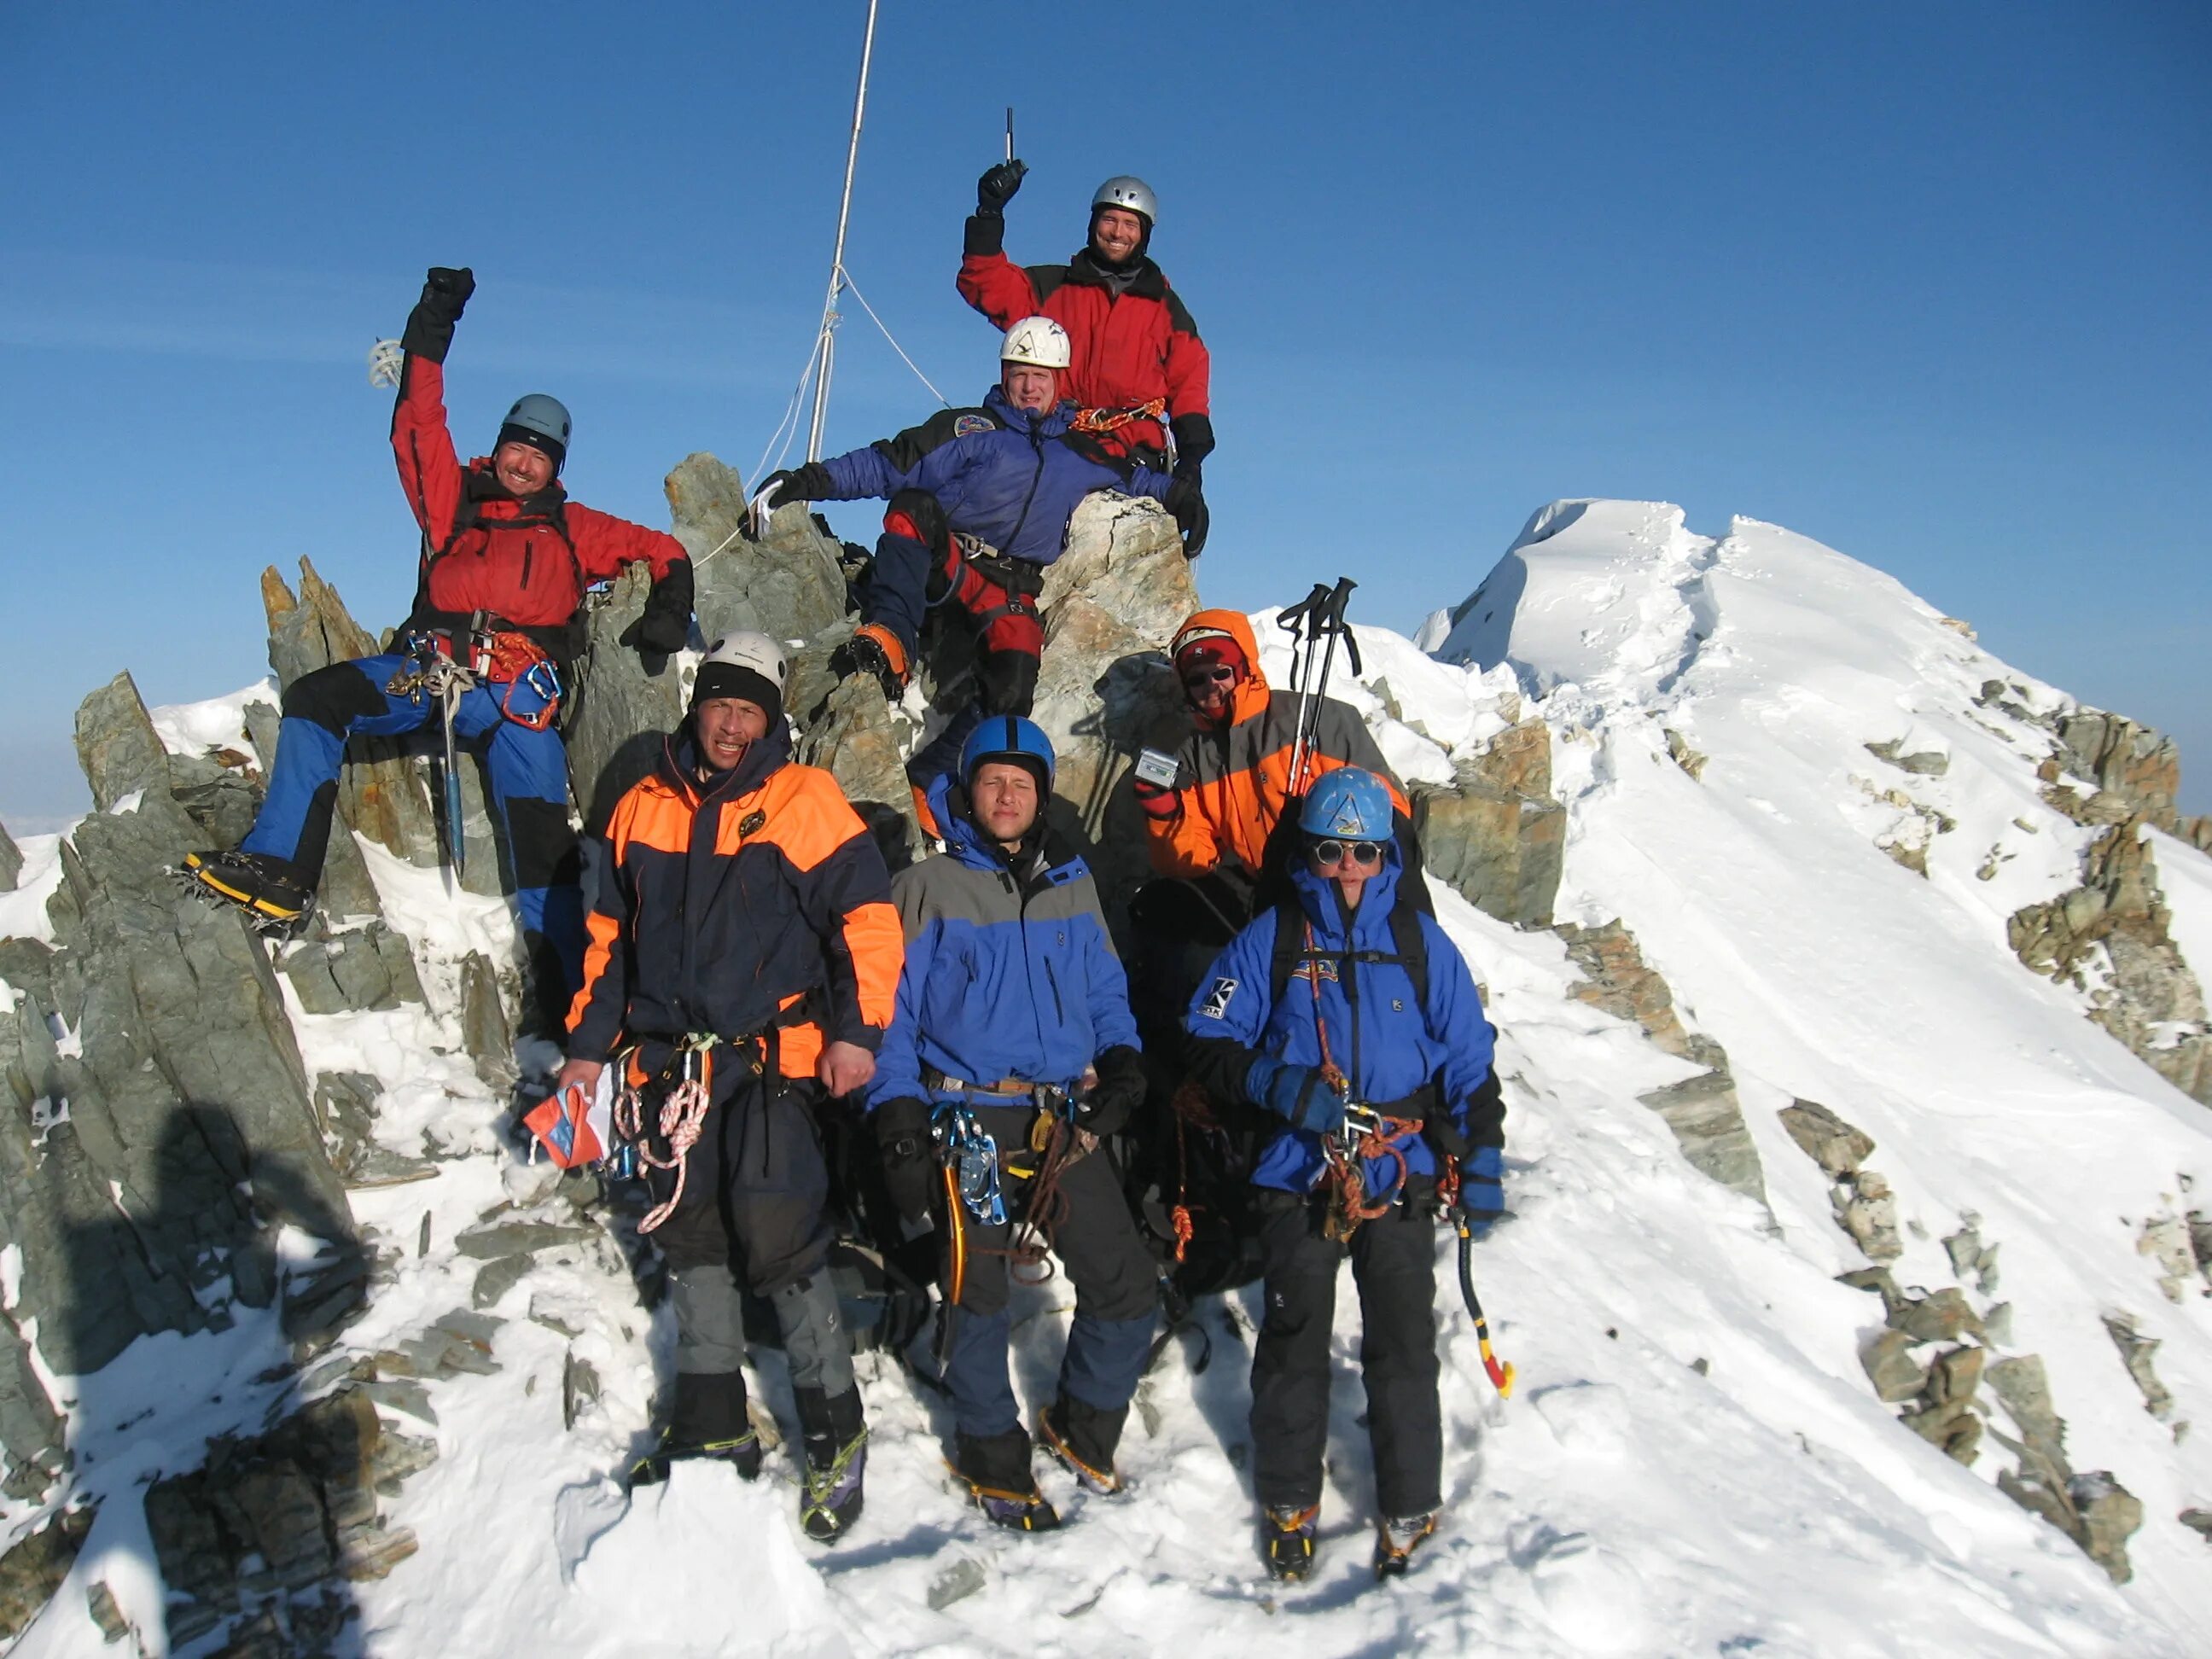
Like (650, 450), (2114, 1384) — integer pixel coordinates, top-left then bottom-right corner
(643, 1058), (833, 1296)
(1249, 1185), (1441, 1517)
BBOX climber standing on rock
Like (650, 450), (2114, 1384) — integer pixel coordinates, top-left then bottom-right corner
(757, 317), (1202, 748)
(959, 161), (1213, 503)
(866, 717), (1155, 1531)
(1180, 767), (1505, 1582)
(557, 632), (904, 1544)
(184, 266), (694, 1027)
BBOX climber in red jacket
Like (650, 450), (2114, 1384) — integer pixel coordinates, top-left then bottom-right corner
(958, 166), (1213, 484)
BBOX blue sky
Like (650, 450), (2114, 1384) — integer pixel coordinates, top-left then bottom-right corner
(3, 2), (2206, 829)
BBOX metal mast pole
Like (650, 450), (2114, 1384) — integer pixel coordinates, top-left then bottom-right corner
(806, 0), (881, 462)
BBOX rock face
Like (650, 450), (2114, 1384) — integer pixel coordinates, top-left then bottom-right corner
(1985, 1353), (2145, 1584)
(0, 818), (20, 893)
(1417, 717), (1566, 927)
(1, 672), (358, 1420)
(1556, 920), (1766, 1201)
(2008, 818), (2212, 1105)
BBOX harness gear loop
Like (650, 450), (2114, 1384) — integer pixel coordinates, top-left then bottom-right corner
(613, 1034), (731, 1235)
(1299, 917), (1418, 1242)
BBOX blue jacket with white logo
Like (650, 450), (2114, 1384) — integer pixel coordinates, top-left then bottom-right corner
(868, 773), (1140, 1111)
(1183, 846), (1499, 1196)
(818, 387), (1173, 568)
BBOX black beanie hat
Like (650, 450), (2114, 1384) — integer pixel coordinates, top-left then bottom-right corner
(690, 661), (783, 729)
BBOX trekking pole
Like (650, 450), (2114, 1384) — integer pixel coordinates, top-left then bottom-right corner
(1278, 583), (1330, 795)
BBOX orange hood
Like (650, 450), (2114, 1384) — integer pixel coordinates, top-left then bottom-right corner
(1171, 608), (1271, 728)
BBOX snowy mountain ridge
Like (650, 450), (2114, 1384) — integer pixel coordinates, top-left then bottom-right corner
(3, 498), (2211, 1656)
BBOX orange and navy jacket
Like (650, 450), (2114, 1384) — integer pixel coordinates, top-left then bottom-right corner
(391, 356), (685, 646)
(958, 242), (1209, 463)
(1144, 609), (1410, 882)
(566, 723), (903, 1080)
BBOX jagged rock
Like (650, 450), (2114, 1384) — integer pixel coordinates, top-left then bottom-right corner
(0, 675), (358, 1382)
(565, 562), (688, 838)
(1837, 1266), (1902, 1313)
(1778, 1099), (1877, 1179)
(144, 1387), (422, 1646)
(262, 560), (444, 872)
(2067, 1471), (2145, 1584)
(2180, 1509), (2212, 1543)
(1835, 1170), (1903, 1261)
(1417, 718), (1566, 927)
(2008, 817), (2212, 1104)
(2055, 709), (2180, 830)
(1662, 727), (1708, 782)
(672, 455), (848, 645)
(458, 951), (516, 1095)
(1987, 1355), (2065, 1467)
(1927, 1344), (1985, 1406)
(1865, 736), (1950, 777)
(282, 923), (425, 1016)
(472, 1253), (534, 1310)
(1944, 1220), (2001, 1295)
(2102, 1312), (2174, 1420)
(455, 1219), (595, 1260)
(0, 1505), (94, 1640)
(1981, 1301), (2015, 1347)
(2191, 1212), (2212, 1289)
(562, 1348), (602, 1431)
(928, 1557), (988, 1612)
(1636, 1067), (1767, 1201)
(312, 1073), (433, 1190)
(1889, 1288), (1982, 1343)
(0, 816), (20, 892)
(2138, 1214), (2200, 1303)
(84, 1578), (130, 1644)
(1901, 1394), (1981, 1463)
(791, 672), (924, 873)
(1557, 920), (1692, 1057)
(168, 745), (265, 849)
(1860, 1329), (1926, 1403)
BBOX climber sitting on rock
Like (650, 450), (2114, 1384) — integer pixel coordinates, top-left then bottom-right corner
(185, 266), (694, 1024)
(754, 317), (1203, 736)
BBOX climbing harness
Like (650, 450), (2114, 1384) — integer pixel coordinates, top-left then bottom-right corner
(1289, 913), (1419, 1241)
(610, 1035), (735, 1236)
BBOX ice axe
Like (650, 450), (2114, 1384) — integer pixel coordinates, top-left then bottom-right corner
(1441, 1155), (1514, 1397)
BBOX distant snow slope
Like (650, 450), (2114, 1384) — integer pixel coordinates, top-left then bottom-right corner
(9, 506), (2209, 1656)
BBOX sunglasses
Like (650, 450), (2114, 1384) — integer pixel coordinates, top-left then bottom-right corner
(1309, 838), (1385, 869)
(1181, 665), (1239, 691)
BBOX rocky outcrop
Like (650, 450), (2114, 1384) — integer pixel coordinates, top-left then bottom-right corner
(146, 1386), (428, 1652)
(1557, 920), (1765, 1200)
(2008, 818), (2212, 1104)
(1985, 1354), (2145, 1584)
(1417, 717), (1566, 927)
(672, 454), (848, 646)
(0, 672), (358, 1407)
(0, 818), (20, 893)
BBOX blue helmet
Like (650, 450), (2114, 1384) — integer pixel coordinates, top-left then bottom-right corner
(960, 714), (1056, 794)
(1299, 766), (1393, 841)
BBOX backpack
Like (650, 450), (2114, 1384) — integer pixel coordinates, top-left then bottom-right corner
(1267, 894), (1430, 1011)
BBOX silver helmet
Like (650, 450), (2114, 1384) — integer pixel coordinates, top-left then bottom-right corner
(1091, 175), (1157, 224)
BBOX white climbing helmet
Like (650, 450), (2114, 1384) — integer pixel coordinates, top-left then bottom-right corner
(1000, 316), (1071, 370)
(700, 630), (786, 691)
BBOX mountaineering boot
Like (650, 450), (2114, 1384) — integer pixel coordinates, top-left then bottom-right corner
(629, 1371), (763, 1487)
(1372, 1511), (1439, 1580)
(1262, 1503), (1319, 1581)
(830, 623), (910, 700)
(951, 1427), (1060, 1533)
(181, 848), (315, 928)
(1038, 1394), (1127, 1496)
(795, 1386), (868, 1543)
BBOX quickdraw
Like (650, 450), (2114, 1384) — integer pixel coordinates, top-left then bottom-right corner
(613, 1035), (725, 1235)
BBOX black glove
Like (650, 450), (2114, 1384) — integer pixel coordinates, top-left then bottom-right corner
(1077, 1045), (1146, 1141)
(1166, 476), (1209, 559)
(634, 558), (693, 655)
(1421, 1109), (1472, 1166)
(761, 463), (834, 504)
(1169, 412), (1216, 476)
(874, 1097), (937, 1224)
(976, 160), (1027, 212)
(399, 265), (474, 364)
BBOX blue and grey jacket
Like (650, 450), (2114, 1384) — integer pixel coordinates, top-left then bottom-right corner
(1183, 845), (1499, 1196)
(817, 386), (1173, 568)
(867, 773), (1140, 1112)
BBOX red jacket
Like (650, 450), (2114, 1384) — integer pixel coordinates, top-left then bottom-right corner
(392, 358), (684, 641)
(957, 246), (1211, 464)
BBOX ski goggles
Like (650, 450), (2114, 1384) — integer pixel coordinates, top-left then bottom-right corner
(1309, 838), (1386, 869)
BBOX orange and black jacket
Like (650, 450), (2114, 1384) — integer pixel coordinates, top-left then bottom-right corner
(566, 724), (903, 1080)
(1145, 608), (1410, 882)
